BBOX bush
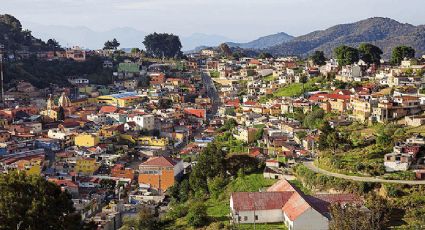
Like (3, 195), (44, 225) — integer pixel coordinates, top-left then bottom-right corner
(186, 202), (209, 227)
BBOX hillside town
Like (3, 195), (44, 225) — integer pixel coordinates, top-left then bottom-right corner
(1, 38), (425, 229)
(2, 7), (425, 230)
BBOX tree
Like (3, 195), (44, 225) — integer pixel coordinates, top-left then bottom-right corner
(103, 40), (112, 50)
(326, 131), (339, 154)
(258, 52), (273, 59)
(310, 51), (326, 66)
(158, 98), (173, 109)
(121, 207), (159, 230)
(329, 194), (390, 230)
(186, 202), (208, 227)
(103, 38), (120, 50)
(100, 179), (116, 190)
(358, 43), (383, 65)
(391, 46), (415, 65)
(0, 172), (83, 230)
(189, 143), (227, 194)
(111, 38), (120, 50)
(303, 108), (325, 129)
(143, 33), (182, 58)
(219, 43), (232, 57)
(131, 48), (141, 54)
(334, 45), (359, 66)
(0, 14), (22, 31)
(47, 39), (61, 52)
(299, 74), (308, 97)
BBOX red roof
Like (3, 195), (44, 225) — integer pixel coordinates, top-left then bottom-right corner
(140, 156), (181, 167)
(244, 101), (257, 106)
(100, 106), (118, 113)
(184, 108), (206, 119)
(282, 192), (312, 221)
(309, 93), (350, 102)
(225, 99), (240, 108)
(267, 179), (297, 192)
(231, 192), (293, 211)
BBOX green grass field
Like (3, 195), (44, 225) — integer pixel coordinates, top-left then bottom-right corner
(273, 78), (319, 98)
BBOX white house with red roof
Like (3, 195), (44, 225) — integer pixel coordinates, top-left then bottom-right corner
(230, 179), (362, 230)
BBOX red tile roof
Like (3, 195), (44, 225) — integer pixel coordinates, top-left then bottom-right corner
(100, 106), (118, 113)
(140, 156), (181, 167)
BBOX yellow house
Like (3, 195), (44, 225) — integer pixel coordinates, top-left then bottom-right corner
(75, 158), (99, 175)
(98, 126), (120, 138)
(137, 136), (169, 147)
(350, 97), (372, 122)
(97, 92), (142, 107)
(74, 133), (100, 147)
(16, 159), (43, 176)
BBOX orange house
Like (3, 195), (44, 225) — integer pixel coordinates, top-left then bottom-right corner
(138, 156), (183, 192)
(111, 164), (135, 180)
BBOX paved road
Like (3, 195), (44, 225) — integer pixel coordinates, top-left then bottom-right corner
(201, 70), (220, 119)
(303, 161), (425, 185)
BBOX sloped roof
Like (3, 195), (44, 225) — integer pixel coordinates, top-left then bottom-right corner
(231, 192), (294, 211)
(282, 192), (312, 221)
(140, 156), (181, 167)
(267, 179), (297, 192)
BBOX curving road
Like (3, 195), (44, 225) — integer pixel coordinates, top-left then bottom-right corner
(303, 161), (425, 185)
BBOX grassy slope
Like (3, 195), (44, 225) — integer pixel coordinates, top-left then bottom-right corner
(273, 78), (319, 98)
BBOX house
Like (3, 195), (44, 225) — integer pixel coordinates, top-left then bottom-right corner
(138, 156), (184, 192)
(336, 65), (362, 82)
(97, 92), (142, 107)
(384, 152), (412, 172)
(75, 158), (99, 175)
(230, 179), (362, 230)
(66, 46), (86, 62)
(233, 127), (258, 143)
(111, 164), (134, 180)
(74, 133), (100, 147)
(350, 97), (373, 122)
(405, 115), (425, 127)
(127, 114), (155, 131)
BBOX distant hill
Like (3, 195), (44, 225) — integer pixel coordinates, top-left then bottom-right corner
(264, 17), (425, 58)
(26, 22), (233, 51)
(226, 32), (294, 49)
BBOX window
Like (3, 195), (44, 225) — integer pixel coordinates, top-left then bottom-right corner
(244, 216), (248, 221)
(255, 215), (258, 221)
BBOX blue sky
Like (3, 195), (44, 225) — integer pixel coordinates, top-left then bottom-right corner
(2, 0), (425, 42)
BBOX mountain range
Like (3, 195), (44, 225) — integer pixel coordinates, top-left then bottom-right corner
(225, 32), (294, 49)
(263, 17), (425, 58)
(25, 22), (233, 51)
(22, 17), (425, 58)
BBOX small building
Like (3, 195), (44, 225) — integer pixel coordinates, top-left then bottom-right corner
(138, 156), (183, 193)
(74, 133), (100, 147)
